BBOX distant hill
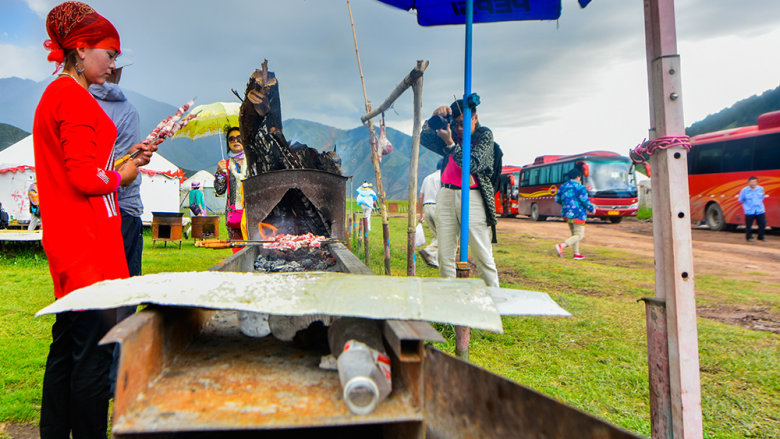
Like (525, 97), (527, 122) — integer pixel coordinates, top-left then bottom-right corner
(0, 123), (29, 152)
(0, 77), (439, 199)
(686, 85), (780, 137)
(283, 119), (440, 199)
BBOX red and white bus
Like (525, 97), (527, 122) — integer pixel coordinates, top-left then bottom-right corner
(515, 151), (639, 223)
(495, 166), (522, 217)
(688, 110), (780, 231)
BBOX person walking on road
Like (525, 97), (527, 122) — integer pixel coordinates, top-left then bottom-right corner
(554, 169), (594, 260)
(738, 176), (766, 242)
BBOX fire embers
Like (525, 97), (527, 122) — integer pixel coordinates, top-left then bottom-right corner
(253, 246), (337, 273)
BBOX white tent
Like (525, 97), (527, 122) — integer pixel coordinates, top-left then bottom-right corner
(0, 135), (36, 223)
(181, 169), (215, 190)
(180, 169), (225, 214)
(0, 135), (183, 224)
(138, 152), (183, 223)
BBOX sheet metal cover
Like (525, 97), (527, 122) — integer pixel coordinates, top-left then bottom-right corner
(36, 272), (503, 332)
(488, 288), (572, 317)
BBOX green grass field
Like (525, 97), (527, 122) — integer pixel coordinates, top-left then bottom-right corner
(1, 212), (778, 437)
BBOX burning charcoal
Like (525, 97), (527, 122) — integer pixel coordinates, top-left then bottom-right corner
(300, 258), (314, 268)
(313, 261), (330, 271)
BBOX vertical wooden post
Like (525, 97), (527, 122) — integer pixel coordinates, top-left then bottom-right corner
(360, 218), (369, 265)
(643, 1), (703, 437)
(363, 217), (370, 264)
(357, 214), (363, 252)
(642, 298), (673, 439)
(407, 60), (425, 277)
(344, 218), (351, 251)
(347, 1), (392, 274)
(454, 261), (471, 360)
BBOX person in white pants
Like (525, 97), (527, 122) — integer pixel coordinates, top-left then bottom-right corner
(417, 169), (441, 267)
(420, 99), (499, 288)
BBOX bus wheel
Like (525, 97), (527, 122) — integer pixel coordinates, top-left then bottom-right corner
(530, 203), (546, 221)
(705, 204), (726, 231)
(609, 217), (624, 224)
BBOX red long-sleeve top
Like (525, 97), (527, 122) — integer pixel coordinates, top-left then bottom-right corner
(33, 76), (128, 299)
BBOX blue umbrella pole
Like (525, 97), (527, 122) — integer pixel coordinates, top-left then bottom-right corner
(455, 0), (474, 362)
(459, 1), (474, 264)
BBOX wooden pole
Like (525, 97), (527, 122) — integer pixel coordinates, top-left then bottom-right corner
(361, 62), (429, 124)
(406, 61), (426, 276)
(455, 261), (471, 360)
(642, 1), (703, 437)
(361, 61), (429, 276)
(357, 214), (363, 252)
(363, 217), (370, 264)
(347, 0), (392, 274)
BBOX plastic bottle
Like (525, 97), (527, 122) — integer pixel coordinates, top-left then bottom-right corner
(328, 318), (392, 415)
(336, 340), (392, 415)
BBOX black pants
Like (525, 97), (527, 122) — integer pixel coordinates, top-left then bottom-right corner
(40, 309), (116, 439)
(110, 214), (143, 394)
(121, 213), (143, 278)
(745, 213), (766, 240)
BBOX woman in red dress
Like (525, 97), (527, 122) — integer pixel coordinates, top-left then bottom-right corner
(32, 3), (147, 437)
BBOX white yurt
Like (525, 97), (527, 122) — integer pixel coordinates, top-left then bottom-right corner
(0, 135), (36, 224)
(138, 152), (183, 223)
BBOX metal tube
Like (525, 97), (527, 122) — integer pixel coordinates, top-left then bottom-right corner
(459, 0), (473, 263)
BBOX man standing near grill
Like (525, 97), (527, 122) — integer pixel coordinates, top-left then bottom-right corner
(417, 169), (441, 267)
(90, 66), (154, 283)
(420, 99), (499, 288)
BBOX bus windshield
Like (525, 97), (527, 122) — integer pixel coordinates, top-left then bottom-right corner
(584, 160), (637, 197)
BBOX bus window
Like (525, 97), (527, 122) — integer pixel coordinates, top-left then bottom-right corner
(562, 162), (575, 180)
(549, 164), (563, 184)
(520, 170), (529, 187)
(528, 168), (539, 186)
(753, 132), (780, 171)
(722, 138), (754, 173)
(690, 143), (724, 174)
(538, 166), (550, 185)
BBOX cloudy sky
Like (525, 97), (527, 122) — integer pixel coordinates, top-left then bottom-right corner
(1, 0), (779, 166)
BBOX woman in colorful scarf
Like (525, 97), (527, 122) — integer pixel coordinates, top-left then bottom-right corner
(32, 2), (147, 437)
(215, 126), (248, 249)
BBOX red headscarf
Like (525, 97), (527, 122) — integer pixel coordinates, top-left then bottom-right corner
(44, 2), (121, 73)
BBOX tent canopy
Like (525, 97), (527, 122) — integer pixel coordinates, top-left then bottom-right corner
(377, 0), (592, 25)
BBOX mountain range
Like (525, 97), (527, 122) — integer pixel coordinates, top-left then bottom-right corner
(0, 77), (439, 199)
(3, 77), (779, 198)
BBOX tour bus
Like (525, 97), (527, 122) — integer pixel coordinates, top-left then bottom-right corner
(495, 166), (522, 217)
(688, 110), (780, 231)
(516, 151), (639, 223)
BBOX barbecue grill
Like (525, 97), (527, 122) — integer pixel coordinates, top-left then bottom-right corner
(242, 169), (347, 240)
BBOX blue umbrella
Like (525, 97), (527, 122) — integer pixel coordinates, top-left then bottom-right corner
(377, 0), (593, 263)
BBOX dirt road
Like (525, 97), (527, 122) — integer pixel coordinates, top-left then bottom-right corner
(496, 216), (780, 333)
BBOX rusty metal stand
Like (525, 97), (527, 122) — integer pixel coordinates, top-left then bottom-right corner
(641, 298), (673, 438)
(455, 261), (471, 361)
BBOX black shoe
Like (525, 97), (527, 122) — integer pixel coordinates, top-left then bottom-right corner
(747, 237), (755, 241)
(418, 250), (437, 268)
(758, 237), (766, 241)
